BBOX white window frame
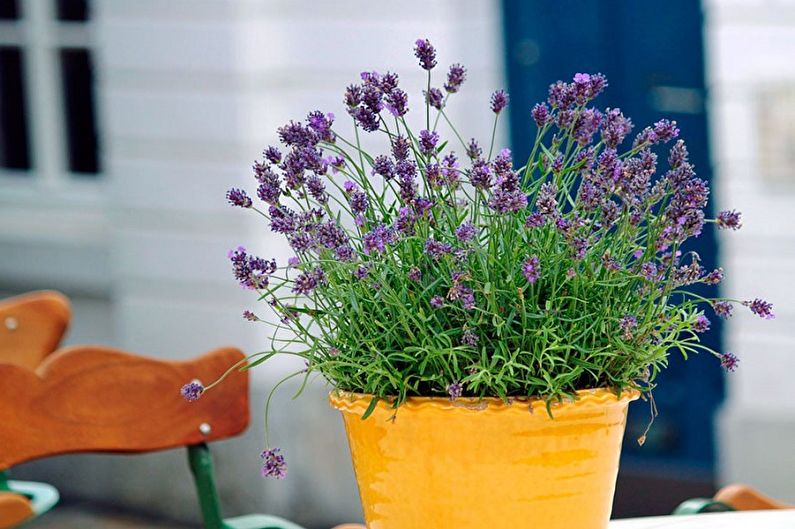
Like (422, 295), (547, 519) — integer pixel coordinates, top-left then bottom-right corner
(0, 0), (108, 289)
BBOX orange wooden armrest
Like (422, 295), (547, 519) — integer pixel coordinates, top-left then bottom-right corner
(715, 484), (794, 511)
(0, 492), (35, 529)
(0, 290), (70, 370)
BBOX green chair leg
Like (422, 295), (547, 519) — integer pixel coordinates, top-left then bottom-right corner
(673, 497), (734, 515)
(187, 444), (308, 529)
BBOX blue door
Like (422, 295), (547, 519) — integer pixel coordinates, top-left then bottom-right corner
(501, 0), (723, 476)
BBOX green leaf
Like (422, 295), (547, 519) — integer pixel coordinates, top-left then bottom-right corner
(361, 396), (380, 420)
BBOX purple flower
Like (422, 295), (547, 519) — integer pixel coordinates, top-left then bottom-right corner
(703, 268), (724, 285)
(425, 87), (444, 110)
(640, 262), (658, 281)
(525, 213), (546, 228)
(619, 315), (638, 340)
(180, 380), (204, 402)
(425, 237), (453, 260)
(397, 161), (418, 203)
(263, 146), (282, 164)
(414, 38), (437, 70)
(277, 120), (317, 148)
(441, 153), (459, 187)
(744, 298), (774, 320)
(468, 159), (492, 190)
(522, 255), (540, 284)
(572, 72), (607, 103)
(713, 301), (733, 319)
(226, 188), (252, 208)
(531, 103), (551, 126)
(570, 237), (589, 261)
(602, 108), (633, 148)
(363, 224), (396, 255)
(720, 352), (739, 372)
(419, 129), (439, 156)
(306, 110), (335, 143)
(316, 221), (348, 250)
(253, 162), (282, 205)
(461, 329), (478, 347)
(350, 190), (369, 215)
(490, 89), (509, 114)
(261, 448), (287, 479)
(653, 119), (679, 143)
(489, 189), (528, 213)
(408, 267), (422, 282)
(445, 63), (467, 93)
(385, 88), (409, 117)
(455, 221), (476, 243)
(535, 182), (558, 217)
(466, 138), (482, 160)
(693, 315), (711, 333)
(306, 175), (328, 204)
(430, 296), (444, 308)
(717, 209), (742, 230)
(293, 268), (324, 295)
(548, 81), (575, 109)
(229, 246), (277, 290)
(447, 381), (463, 401)
(335, 245), (354, 262)
(353, 264), (371, 280)
(243, 310), (257, 322)
(372, 155), (395, 180)
(288, 256), (300, 267)
(633, 119), (679, 148)
(392, 136), (411, 161)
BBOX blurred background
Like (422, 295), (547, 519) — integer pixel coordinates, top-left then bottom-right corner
(1, 0), (793, 527)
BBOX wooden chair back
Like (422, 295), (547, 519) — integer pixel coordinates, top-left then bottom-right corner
(0, 291), (70, 370)
(714, 484), (794, 511)
(0, 345), (249, 470)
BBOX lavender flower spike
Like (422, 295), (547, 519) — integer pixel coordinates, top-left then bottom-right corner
(720, 352), (739, 372)
(490, 89), (509, 114)
(226, 188), (252, 208)
(419, 129), (439, 156)
(445, 63), (467, 93)
(447, 381), (463, 401)
(744, 298), (774, 319)
(522, 255), (540, 284)
(414, 38), (437, 70)
(180, 380), (204, 402)
(716, 209), (742, 230)
(261, 448), (287, 479)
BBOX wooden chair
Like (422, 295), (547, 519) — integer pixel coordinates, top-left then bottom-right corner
(674, 484), (794, 514)
(0, 344), (364, 529)
(0, 290), (70, 369)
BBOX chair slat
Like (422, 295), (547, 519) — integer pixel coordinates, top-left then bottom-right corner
(0, 493), (34, 529)
(0, 345), (249, 469)
(0, 291), (70, 369)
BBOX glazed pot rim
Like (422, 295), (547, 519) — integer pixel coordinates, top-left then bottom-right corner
(329, 387), (640, 414)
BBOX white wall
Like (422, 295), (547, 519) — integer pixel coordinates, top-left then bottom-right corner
(8, 1), (507, 526)
(705, 0), (795, 502)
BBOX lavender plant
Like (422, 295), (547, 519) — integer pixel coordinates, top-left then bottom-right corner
(183, 39), (773, 477)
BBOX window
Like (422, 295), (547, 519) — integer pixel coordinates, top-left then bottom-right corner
(0, 0), (100, 181)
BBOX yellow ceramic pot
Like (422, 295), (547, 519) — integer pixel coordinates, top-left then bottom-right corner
(330, 388), (638, 529)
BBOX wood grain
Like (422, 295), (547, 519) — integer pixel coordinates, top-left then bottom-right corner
(0, 345), (249, 469)
(715, 484), (793, 511)
(0, 291), (70, 370)
(0, 492), (33, 529)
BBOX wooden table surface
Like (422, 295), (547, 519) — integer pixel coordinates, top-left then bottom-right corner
(611, 510), (795, 528)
